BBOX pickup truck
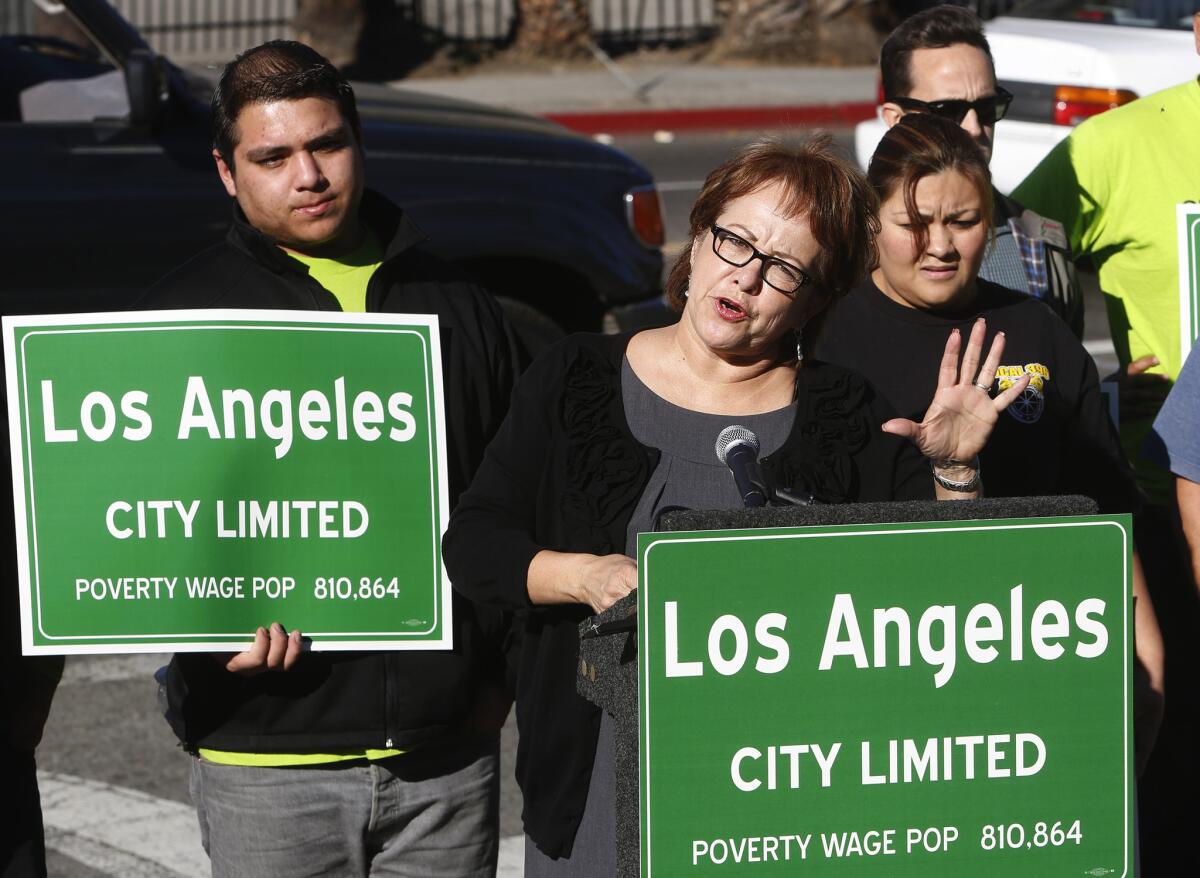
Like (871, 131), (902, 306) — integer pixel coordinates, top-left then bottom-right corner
(1, 0), (667, 343)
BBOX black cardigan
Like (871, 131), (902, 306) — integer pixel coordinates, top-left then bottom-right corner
(443, 331), (933, 856)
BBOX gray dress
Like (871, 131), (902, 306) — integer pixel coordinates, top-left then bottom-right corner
(525, 357), (795, 875)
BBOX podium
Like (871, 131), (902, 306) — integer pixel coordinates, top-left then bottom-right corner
(577, 495), (1130, 878)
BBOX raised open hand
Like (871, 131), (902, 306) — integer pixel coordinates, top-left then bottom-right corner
(881, 318), (1030, 463)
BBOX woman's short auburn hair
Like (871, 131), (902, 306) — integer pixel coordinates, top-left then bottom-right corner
(867, 113), (994, 257)
(664, 136), (880, 311)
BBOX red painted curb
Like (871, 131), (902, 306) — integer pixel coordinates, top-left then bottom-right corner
(543, 101), (877, 134)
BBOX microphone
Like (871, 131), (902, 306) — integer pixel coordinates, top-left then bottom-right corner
(715, 425), (769, 508)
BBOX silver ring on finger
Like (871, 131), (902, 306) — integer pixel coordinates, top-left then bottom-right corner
(973, 382), (991, 393)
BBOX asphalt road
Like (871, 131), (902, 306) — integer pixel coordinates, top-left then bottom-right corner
(33, 127), (1120, 878)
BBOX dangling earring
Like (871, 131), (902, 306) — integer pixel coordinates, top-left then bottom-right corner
(795, 324), (805, 362)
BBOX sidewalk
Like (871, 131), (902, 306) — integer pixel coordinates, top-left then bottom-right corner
(390, 62), (878, 134)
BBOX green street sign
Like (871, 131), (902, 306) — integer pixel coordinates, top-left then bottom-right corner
(1177, 203), (1200, 366)
(638, 517), (1132, 876)
(3, 311), (451, 655)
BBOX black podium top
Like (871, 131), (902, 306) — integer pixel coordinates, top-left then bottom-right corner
(658, 495), (1099, 533)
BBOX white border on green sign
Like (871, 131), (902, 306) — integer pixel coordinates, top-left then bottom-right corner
(1177, 203), (1200, 368)
(638, 519), (1131, 877)
(3, 309), (452, 655)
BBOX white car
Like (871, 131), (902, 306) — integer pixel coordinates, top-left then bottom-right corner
(855, 1), (1197, 193)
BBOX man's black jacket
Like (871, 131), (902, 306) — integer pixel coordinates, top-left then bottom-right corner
(141, 190), (521, 752)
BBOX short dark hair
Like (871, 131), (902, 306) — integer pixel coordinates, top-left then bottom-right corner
(880, 5), (994, 100)
(665, 136), (879, 311)
(867, 112), (993, 257)
(211, 40), (361, 165)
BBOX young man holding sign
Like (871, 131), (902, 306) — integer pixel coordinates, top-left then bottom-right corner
(140, 41), (520, 877)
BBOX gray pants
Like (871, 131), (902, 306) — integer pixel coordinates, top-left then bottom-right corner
(190, 738), (499, 878)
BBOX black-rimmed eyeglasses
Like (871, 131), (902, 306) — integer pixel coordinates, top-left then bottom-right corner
(889, 86), (1014, 126)
(710, 225), (813, 296)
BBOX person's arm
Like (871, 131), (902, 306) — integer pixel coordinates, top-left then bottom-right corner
(7, 655), (64, 750)
(1048, 324), (1164, 770)
(1131, 550), (1164, 776)
(1176, 476), (1200, 594)
(446, 356), (637, 615)
(1057, 317), (1144, 507)
(881, 319), (1029, 501)
(1038, 321), (1168, 769)
(527, 550), (637, 614)
(443, 367), (551, 610)
(446, 343), (623, 614)
(1151, 345), (1200, 593)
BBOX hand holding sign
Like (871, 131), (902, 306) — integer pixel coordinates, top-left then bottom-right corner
(577, 554), (639, 615)
(218, 622), (304, 675)
(528, 550), (637, 615)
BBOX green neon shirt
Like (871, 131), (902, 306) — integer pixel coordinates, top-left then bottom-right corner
(288, 232), (383, 313)
(198, 747), (404, 767)
(1013, 78), (1200, 500)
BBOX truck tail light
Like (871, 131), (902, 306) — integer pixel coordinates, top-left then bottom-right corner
(1053, 86), (1137, 126)
(625, 185), (665, 248)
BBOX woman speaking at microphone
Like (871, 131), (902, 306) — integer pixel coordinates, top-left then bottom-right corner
(443, 137), (1028, 875)
(812, 112), (1163, 774)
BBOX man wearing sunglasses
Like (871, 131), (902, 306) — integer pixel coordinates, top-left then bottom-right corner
(876, 5), (1084, 337)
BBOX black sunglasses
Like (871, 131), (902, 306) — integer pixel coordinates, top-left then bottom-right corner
(889, 86), (1014, 125)
(710, 225), (813, 296)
